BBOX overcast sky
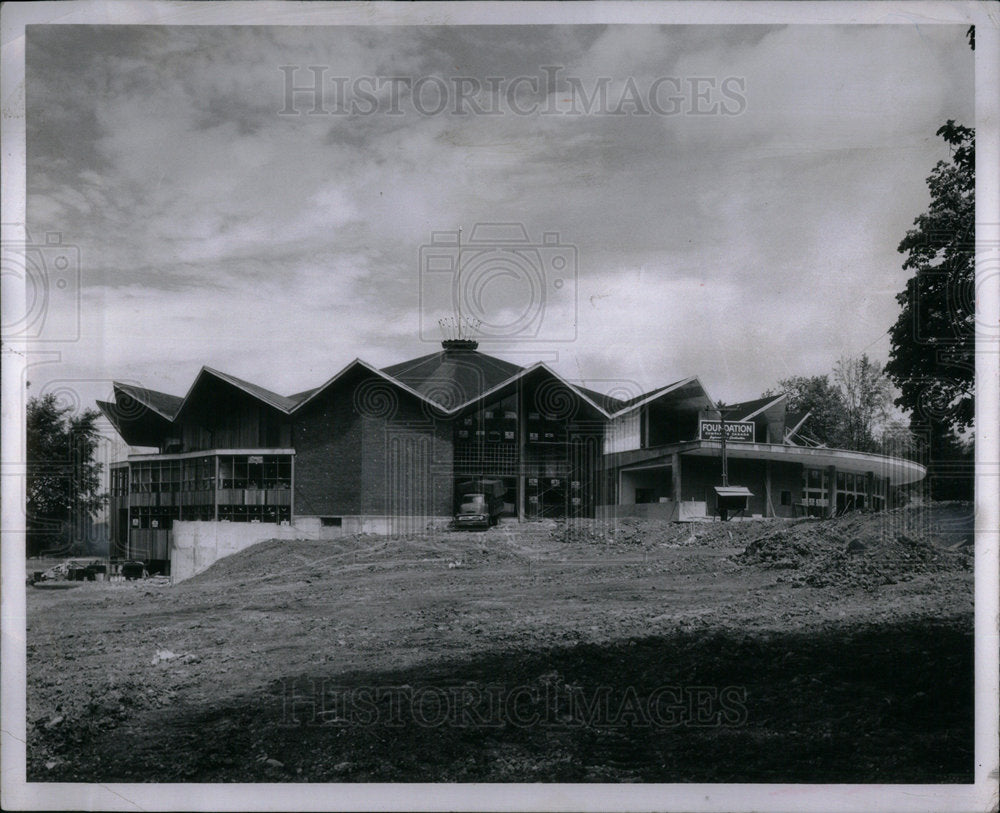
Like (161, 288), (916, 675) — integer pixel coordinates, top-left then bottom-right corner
(25, 23), (973, 427)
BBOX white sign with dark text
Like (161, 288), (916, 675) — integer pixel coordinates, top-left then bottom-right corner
(699, 420), (755, 443)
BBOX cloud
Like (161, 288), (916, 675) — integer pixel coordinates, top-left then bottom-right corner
(24, 23), (974, 415)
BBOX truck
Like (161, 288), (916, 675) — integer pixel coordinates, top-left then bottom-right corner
(453, 478), (505, 530)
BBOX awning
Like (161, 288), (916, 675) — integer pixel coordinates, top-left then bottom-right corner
(714, 486), (754, 498)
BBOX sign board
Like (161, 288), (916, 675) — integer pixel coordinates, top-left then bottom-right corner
(699, 420), (755, 443)
(248, 455), (264, 464)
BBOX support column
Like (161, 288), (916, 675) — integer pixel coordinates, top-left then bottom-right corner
(765, 459), (773, 518)
(825, 465), (837, 519)
(214, 455), (220, 521)
(517, 386), (526, 522)
(290, 453), (295, 523)
(865, 470), (874, 511)
(671, 452), (682, 516)
(126, 465), (133, 561)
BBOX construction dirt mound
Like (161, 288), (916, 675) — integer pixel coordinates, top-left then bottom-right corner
(181, 504), (973, 593)
(734, 506), (973, 590)
(549, 518), (765, 548)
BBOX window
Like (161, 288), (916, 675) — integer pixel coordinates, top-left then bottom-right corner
(131, 505), (180, 529)
(218, 454), (291, 490)
(802, 469), (828, 515)
(781, 490), (791, 506)
(111, 468), (129, 496)
(835, 471), (876, 514)
(321, 517), (342, 527)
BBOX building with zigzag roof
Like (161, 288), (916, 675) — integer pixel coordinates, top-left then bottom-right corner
(99, 338), (925, 574)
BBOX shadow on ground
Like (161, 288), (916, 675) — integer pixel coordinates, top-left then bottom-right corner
(33, 615), (973, 783)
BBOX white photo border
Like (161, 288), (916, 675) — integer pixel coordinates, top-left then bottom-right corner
(1, 2), (997, 811)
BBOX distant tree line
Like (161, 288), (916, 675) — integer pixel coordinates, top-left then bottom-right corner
(764, 355), (903, 454)
(766, 115), (975, 501)
(25, 393), (107, 557)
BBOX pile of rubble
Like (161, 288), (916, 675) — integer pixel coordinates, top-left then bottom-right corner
(551, 519), (655, 547)
(734, 512), (972, 590)
(28, 560), (108, 585)
(550, 516), (781, 549)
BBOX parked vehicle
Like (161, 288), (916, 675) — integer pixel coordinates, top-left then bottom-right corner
(121, 560), (146, 580)
(454, 478), (505, 530)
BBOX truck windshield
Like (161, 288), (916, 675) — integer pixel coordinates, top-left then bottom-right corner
(461, 494), (486, 507)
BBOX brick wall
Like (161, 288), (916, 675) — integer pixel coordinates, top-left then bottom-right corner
(291, 369), (365, 516)
(292, 368), (454, 522)
(360, 396), (454, 523)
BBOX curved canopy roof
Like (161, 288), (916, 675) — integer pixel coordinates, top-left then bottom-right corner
(615, 440), (926, 486)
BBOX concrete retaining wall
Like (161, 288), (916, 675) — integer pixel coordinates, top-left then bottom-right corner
(171, 520), (320, 583)
(596, 501), (678, 521)
(170, 514), (454, 583)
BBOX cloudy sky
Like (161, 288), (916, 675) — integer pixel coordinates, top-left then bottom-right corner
(25, 22), (973, 431)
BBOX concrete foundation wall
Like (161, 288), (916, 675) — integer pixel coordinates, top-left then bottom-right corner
(171, 520), (320, 583)
(294, 514), (453, 537)
(596, 501), (678, 521)
(171, 512), (456, 583)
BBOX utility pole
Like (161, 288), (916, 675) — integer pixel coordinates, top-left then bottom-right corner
(718, 405), (729, 521)
(720, 407), (729, 487)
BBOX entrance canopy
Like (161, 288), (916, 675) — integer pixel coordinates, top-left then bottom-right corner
(608, 440), (926, 486)
(714, 486), (754, 498)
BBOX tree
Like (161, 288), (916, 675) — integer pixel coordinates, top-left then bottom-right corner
(885, 121), (975, 499)
(886, 121), (974, 434)
(833, 354), (893, 453)
(26, 394), (106, 557)
(766, 357), (899, 453)
(766, 375), (849, 448)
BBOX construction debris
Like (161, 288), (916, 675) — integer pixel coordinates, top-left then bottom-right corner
(734, 510), (973, 590)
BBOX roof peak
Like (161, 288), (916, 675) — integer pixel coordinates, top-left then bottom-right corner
(441, 338), (479, 352)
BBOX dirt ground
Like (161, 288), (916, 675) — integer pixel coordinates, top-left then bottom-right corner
(26, 504), (974, 783)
